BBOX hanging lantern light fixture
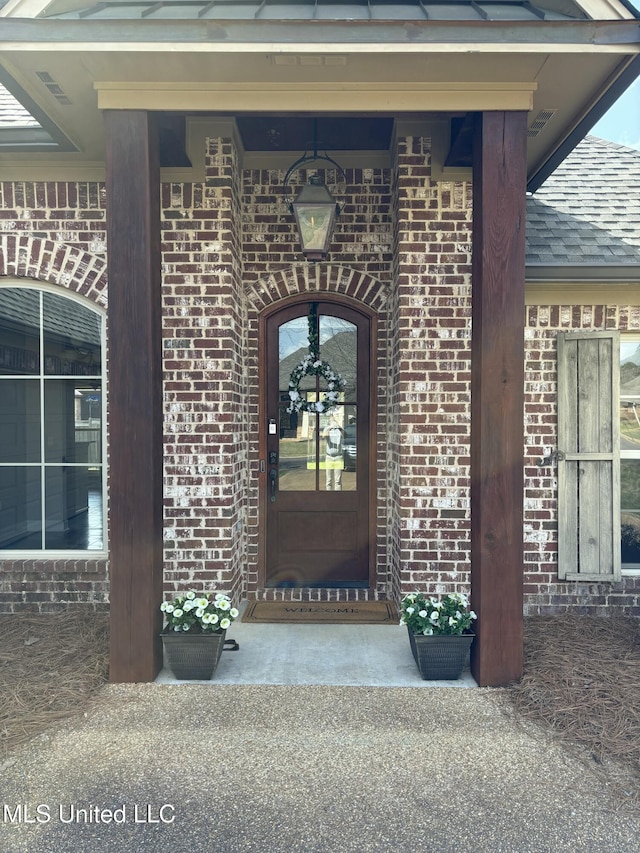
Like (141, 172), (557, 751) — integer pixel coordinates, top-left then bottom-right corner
(283, 122), (346, 262)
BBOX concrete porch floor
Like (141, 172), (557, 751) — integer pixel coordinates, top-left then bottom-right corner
(156, 606), (477, 687)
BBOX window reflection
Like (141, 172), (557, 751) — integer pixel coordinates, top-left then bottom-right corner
(278, 405), (358, 493)
(45, 468), (104, 550)
(278, 308), (358, 492)
(0, 289), (40, 376)
(621, 462), (640, 565)
(44, 380), (102, 464)
(43, 292), (101, 376)
(318, 315), (357, 402)
(0, 379), (41, 463)
(278, 403), (317, 492)
(620, 339), (640, 565)
(0, 287), (104, 552)
(0, 467), (41, 548)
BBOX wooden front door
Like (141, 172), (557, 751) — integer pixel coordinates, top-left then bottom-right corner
(263, 300), (372, 588)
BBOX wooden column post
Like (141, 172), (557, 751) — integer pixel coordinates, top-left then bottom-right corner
(105, 110), (163, 682)
(470, 111), (527, 687)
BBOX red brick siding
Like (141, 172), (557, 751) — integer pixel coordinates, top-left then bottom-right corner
(1, 143), (639, 617)
(390, 135), (473, 603)
(161, 136), (246, 606)
(524, 305), (640, 615)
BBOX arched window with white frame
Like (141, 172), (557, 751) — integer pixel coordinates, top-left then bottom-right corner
(0, 283), (105, 554)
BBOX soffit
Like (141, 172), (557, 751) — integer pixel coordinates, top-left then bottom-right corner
(0, 16), (638, 183)
(3, 0), (635, 20)
(0, 0), (609, 19)
(35, 0), (588, 21)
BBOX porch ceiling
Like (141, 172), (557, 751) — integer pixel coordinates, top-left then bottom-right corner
(0, 17), (638, 188)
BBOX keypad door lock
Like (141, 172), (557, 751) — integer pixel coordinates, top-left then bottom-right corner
(268, 451), (278, 465)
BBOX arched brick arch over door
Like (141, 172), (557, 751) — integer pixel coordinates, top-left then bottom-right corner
(244, 265), (390, 600)
(0, 235), (108, 306)
(244, 265), (389, 314)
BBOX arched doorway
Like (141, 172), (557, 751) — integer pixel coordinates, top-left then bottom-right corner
(260, 298), (374, 588)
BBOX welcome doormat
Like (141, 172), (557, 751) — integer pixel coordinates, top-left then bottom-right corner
(242, 600), (398, 624)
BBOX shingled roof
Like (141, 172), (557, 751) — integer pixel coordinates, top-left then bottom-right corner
(526, 135), (640, 270)
(0, 84), (40, 128)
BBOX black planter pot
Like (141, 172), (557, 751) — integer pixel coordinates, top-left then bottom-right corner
(408, 628), (474, 680)
(161, 630), (226, 680)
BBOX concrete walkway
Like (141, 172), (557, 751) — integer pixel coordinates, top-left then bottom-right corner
(156, 621), (477, 687)
(2, 618), (639, 853)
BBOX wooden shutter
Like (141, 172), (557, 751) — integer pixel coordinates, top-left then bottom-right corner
(557, 331), (621, 581)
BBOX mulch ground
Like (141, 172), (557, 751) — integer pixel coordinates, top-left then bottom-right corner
(1, 609), (639, 800)
(0, 609), (109, 757)
(507, 613), (640, 797)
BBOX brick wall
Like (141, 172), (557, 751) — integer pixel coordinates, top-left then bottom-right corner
(1, 133), (640, 617)
(389, 135), (473, 603)
(161, 135), (249, 604)
(524, 304), (640, 615)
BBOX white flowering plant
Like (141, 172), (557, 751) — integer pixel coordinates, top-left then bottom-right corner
(161, 590), (239, 634)
(287, 355), (346, 414)
(400, 591), (477, 636)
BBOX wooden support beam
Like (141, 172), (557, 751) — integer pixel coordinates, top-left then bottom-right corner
(470, 111), (526, 687)
(105, 110), (163, 683)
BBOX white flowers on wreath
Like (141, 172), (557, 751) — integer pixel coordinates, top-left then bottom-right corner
(161, 590), (240, 634)
(287, 354), (346, 414)
(400, 591), (477, 636)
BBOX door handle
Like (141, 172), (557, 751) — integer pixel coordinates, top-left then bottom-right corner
(269, 468), (278, 502)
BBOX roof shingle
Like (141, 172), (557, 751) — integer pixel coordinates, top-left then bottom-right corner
(0, 85), (40, 128)
(526, 136), (640, 267)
